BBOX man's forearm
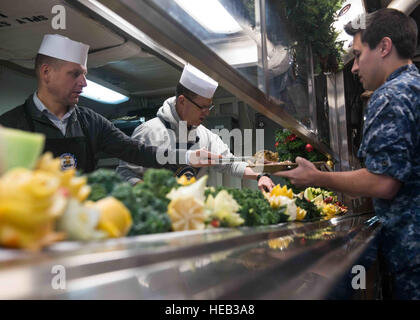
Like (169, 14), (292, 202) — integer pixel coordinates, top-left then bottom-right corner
(315, 168), (401, 199)
(242, 167), (258, 180)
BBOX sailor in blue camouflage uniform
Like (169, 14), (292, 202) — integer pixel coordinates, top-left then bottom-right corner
(358, 63), (420, 299)
(274, 8), (419, 299)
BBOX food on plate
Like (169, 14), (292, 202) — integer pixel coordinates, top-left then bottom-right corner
(248, 150), (279, 165)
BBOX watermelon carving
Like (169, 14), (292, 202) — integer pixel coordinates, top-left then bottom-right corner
(0, 126), (45, 174)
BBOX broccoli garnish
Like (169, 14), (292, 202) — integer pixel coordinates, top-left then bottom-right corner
(140, 168), (179, 201)
(88, 183), (108, 202)
(129, 169), (180, 236)
(86, 166), (326, 238)
(87, 169), (123, 194)
(133, 168), (179, 204)
(128, 207), (171, 236)
(205, 187), (288, 226)
(295, 197), (322, 221)
(110, 182), (138, 215)
(86, 168), (178, 236)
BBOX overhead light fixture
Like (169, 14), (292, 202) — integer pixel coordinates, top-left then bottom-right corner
(174, 0), (242, 34)
(81, 79), (129, 104)
(79, 0), (185, 66)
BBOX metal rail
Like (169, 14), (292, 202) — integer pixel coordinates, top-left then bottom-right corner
(0, 213), (378, 299)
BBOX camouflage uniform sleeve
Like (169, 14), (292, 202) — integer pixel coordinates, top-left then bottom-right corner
(361, 99), (416, 183)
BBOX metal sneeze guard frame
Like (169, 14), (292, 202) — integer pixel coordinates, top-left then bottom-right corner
(68, 0), (337, 161)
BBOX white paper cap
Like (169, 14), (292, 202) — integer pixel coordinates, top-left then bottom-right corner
(179, 64), (218, 99)
(38, 34), (89, 67)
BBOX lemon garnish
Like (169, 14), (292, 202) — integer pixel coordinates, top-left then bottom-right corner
(176, 175), (196, 186)
(270, 185), (294, 199)
(167, 196), (207, 231)
(296, 207), (307, 221)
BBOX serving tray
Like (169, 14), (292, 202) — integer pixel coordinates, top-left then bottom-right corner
(249, 161), (327, 173)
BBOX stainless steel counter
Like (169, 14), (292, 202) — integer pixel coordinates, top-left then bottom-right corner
(0, 212), (379, 299)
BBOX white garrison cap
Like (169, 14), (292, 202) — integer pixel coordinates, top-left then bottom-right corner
(179, 64), (218, 99)
(38, 34), (89, 67)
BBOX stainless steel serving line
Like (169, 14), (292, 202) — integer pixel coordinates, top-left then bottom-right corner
(0, 213), (379, 299)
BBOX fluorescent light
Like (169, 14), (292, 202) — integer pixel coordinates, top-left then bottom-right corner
(212, 38), (258, 66)
(174, 0), (242, 34)
(80, 0), (186, 66)
(81, 80), (129, 104)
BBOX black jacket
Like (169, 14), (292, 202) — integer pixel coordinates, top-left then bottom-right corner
(0, 95), (186, 169)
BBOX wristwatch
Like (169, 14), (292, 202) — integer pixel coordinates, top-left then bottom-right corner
(257, 173), (271, 182)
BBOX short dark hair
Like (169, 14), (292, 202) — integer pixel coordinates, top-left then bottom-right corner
(176, 83), (198, 100)
(344, 8), (418, 59)
(34, 54), (64, 78)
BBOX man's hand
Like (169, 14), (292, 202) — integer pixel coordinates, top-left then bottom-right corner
(273, 157), (319, 187)
(188, 148), (222, 167)
(274, 157), (402, 199)
(258, 175), (275, 193)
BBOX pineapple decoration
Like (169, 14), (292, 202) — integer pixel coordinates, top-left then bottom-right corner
(263, 184), (307, 222)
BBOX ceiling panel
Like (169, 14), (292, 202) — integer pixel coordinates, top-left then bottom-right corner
(88, 56), (180, 95)
(0, 0), (181, 96)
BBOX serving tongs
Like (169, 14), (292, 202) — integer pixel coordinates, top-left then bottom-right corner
(218, 156), (277, 164)
(218, 156), (256, 163)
